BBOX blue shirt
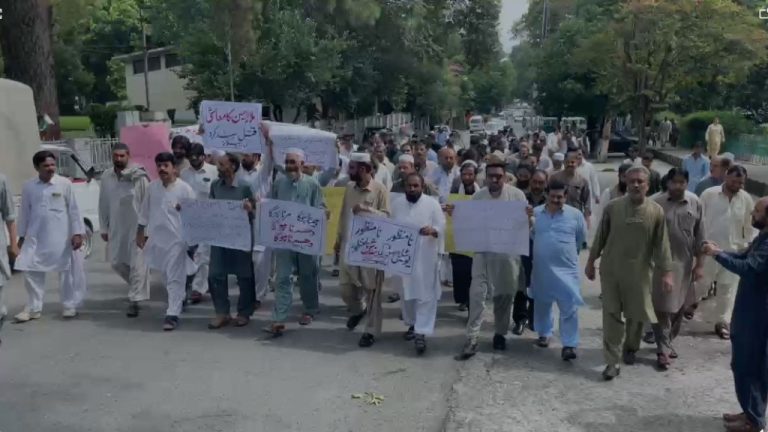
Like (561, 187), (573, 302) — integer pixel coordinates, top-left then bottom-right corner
(270, 174), (324, 209)
(682, 154), (710, 192)
(427, 149), (438, 163)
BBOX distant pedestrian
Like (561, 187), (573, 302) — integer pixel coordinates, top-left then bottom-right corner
(706, 117), (726, 159)
(682, 142), (710, 193)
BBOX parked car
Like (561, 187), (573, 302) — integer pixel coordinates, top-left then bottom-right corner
(609, 130), (639, 155)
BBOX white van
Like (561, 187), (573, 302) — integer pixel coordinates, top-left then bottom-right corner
(1, 79), (100, 259)
(468, 115), (484, 133)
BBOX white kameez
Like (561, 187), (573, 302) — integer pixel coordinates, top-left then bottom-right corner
(138, 179), (197, 316)
(389, 194), (446, 335)
(375, 164), (393, 191)
(248, 153), (274, 300)
(15, 175), (87, 312)
(180, 162), (218, 295)
(99, 165), (151, 302)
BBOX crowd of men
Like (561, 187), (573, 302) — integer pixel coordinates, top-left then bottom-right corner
(0, 123), (766, 432)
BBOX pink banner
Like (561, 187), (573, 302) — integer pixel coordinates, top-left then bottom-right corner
(120, 123), (172, 180)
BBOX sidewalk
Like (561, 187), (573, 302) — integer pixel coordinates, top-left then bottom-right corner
(652, 147), (768, 197)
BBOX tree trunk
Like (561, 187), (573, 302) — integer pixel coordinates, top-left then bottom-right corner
(598, 113), (612, 163)
(0, 0), (61, 139)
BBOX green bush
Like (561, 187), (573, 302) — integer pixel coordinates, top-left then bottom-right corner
(678, 110), (756, 149)
(87, 104), (119, 138)
(59, 116), (92, 131)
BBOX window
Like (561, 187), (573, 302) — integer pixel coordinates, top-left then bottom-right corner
(132, 56), (161, 73)
(132, 60), (144, 75)
(147, 56), (161, 71)
(165, 53), (181, 68)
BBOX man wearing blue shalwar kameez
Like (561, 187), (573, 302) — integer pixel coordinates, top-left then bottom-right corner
(704, 196), (768, 432)
(530, 178), (587, 361)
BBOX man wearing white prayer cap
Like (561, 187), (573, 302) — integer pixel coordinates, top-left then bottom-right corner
(264, 144), (325, 336)
(336, 152), (391, 347)
(392, 154), (438, 196)
(551, 152), (565, 173)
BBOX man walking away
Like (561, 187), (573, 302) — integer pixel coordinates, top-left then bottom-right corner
(682, 142), (710, 193)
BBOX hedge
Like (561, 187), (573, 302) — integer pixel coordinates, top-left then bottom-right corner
(678, 110), (756, 150)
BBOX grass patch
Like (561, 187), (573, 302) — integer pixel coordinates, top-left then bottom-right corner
(60, 116), (92, 131)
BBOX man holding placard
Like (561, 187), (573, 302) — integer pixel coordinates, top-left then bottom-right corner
(136, 153), (197, 331)
(265, 148), (325, 336)
(335, 152), (391, 348)
(206, 153), (257, 329)
(180, 143), (218, 304)
(390, 173), (445, 355)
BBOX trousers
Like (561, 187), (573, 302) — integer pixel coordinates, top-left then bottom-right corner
(191, 244), (210, 295)
(402, 298), (439, 336)
(340, 264), (384, 336)
(272, 250), (320, 322)
(252, 248), (273, 301)
(466, 253), (519, 339)
(707, 140), (721, 159)
(603, 310), (644, 366)
(651, 309), (685, 355)
(534, 299), (579, 347)
(111, 245), (150, 302)
(162, 250), (190, 317)
(209, 274), (256, 317)
(24, 249), (87, 312)
(450, 253), (472, 305)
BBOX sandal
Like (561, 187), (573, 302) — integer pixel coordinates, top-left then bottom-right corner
(715, 323), (731, 340)
(414, 334), (427, 355)
(298, 314), (313, 326)
(163, 316), (179, 331)
(263, 323), (285, 337)
(233, 316), (250, 327)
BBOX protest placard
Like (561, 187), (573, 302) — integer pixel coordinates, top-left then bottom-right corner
(180, 198), (252, 251)
(200, 100), (263, 153)
(451, 200), (530, 256)
(259, 199), (326, 256)
(171, 125), (202, 143)
(345, 215), (421, 275)
(120, 123), (171, 180)
(322, 187), (345, 255)
(444, 193), (473, 254)
(264, 121), (338, 169)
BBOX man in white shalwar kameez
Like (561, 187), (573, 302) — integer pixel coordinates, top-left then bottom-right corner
(180, 143), (218, 303)
(99, 143), (151, 317)
(137, 152), (197, 331)
(247, 132), (275, 307)
(14, 150), (87, 322)
(390, 173), (446, 355)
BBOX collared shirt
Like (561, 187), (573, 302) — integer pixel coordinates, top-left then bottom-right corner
(550, 170), (591, 215)
(209, 176), (254, 276)
(701, 186), (755, 252)
(337, 179), (390, 246)
(694, 175), (721, 196)
(271, 174), (324, 209)
(180, 162), (218, 200)
(654, 191), (704, 265)
(682, 154), (710, 192)
(236, 167), (260, 186)
(526, 191), (547, 207)
(428, 165), (459, 202)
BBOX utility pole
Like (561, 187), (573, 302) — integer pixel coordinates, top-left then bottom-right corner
(227, 37), (234, 102)
(140, 8), (150, 110)
(541, 0), (550, 45)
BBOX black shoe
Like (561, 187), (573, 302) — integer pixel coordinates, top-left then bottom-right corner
(536, 336), (550, 348)
(561, 347), (577, 361)
(331, 269), (340, 277)
(623, 350), (637, 365)
(386, 293), (401, 303)
(346, 310), (366, 330)
(642, 331), (655, 344)
(602, 365), (621, 381)
(403, 326), (415, 341)
(414, 334), (426, 355)
(457, 303), (468, 312)
(358, 333), (375, 348)
(162, 315), (179, 331)
(126, 302), (140, 318)
(492, 334), (506, 350)
(512, 320), (527, 336)
(456, 339), (478, 360)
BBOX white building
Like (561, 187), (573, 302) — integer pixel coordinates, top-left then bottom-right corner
(112, 47), (197, 123)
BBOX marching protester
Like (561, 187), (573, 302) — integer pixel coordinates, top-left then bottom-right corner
(171, 135), (192, 172)
(247, 136), (276, 310)
(704, 196), (768, 432)
(682, 141), (710, 193)
(392, 154), (438, 196)
(237, 153), (262, 185)
(390, 173), (446, 354)
(550, 149), (591, 225)
(587, 166), (674, 380)
(180, 143), (219, 304)
(207, 153), (257, 330)
(13, 151), (87, 322)
(429, 147), (459, 201)
(649, 168), (705, 370)
(372, 140), (394, 190)
(575, 148), (601, 207)
(456, 155), (529, 360)
(448, 160), (480, 312)
(641, 151), (662, 196)
(530, 179), (587, 361)
(413, 140), (438, 179)
(266, 148), (325, 336)
(0, 172), (19, 331)
(694, 153), (734, 196)
(136, 152), (197, 331)
(335, 152), (391, 347)
(695, 165), (755, 339)
(98, 143), (151, 317)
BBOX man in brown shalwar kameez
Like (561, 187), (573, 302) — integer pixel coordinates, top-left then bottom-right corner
(586, 166), (674, 381)
(550, 148), (591, 225)
(650, 167), (705, 370)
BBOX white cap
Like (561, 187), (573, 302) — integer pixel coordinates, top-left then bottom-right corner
(398, 154), (414, 164)
(461, 159), (478, 169)
(350, 152), (371, 164)
(285, 147), (306, 162)
(206, 148), (225, 157)
(721, 152), (735, 161)
(553, 152), (565, 161)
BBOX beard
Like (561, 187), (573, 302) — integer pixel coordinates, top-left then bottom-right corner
(618, 182), (627, 193)
(242, 160), (255, 171)
(753, 217), (766, 231)
(405, 192), (422, 203)
(218, 169), (226, 178)
(114, 160), (127, 169)
(517, 180), (530, 190)
(350, 172), (362, 182)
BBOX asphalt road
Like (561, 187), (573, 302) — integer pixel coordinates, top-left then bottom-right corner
(0, 157), (737, 432)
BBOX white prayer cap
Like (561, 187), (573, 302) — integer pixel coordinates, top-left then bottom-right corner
(553, 152), (565, 161)
(206, 148), (225, 157)
(350, 152), (371, 164)
(721, 152), (735, 161)
(398, 154), (414, 164)
(461, 159), (478, 169)
(285, 147), (306, 161)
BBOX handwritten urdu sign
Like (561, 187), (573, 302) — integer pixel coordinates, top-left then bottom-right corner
(180, 198), (252, 251)
(120, 123), (171, 180)
(259, 199), (326, 256)
(200, 100), (263, 153)
(451, 200), (530, 256)
(345, 215), (421, 276)
(264, 121), (338, 170)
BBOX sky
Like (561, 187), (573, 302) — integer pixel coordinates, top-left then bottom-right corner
(499, 0), (528, 52)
